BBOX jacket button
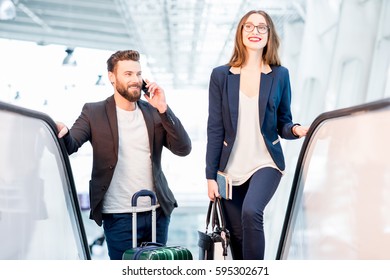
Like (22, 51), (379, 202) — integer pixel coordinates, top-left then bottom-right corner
(109, 165), (114, 169)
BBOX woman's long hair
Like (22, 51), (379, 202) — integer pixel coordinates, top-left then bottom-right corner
(228, 10), (281, 67)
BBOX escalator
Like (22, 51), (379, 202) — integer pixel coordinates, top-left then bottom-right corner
(2, 97), (389, 260)
(277, 98), (390, 259)
(0, 101), (90, 259)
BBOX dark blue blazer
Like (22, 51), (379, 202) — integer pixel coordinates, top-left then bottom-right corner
(206, 64), (299, 180)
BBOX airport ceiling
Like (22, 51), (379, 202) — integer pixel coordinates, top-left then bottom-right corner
(0, 0), (305, 89)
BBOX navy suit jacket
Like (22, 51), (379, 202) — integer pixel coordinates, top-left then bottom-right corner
(206, 65), (298, 180)
(62, 95), (191, 226)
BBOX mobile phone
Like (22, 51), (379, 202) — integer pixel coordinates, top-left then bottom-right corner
(141, 80), (150, 97)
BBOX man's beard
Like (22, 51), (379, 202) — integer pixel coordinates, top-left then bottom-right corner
(117, 83), (141, 102)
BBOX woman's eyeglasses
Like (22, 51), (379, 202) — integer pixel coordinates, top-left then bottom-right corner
(242, 22), (269, 34)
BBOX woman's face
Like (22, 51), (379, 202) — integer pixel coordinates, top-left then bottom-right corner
(242, 13), (269, 51)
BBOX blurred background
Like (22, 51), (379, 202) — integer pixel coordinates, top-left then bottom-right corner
(0, 0), (389, 259)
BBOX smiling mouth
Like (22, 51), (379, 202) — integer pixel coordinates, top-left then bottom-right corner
(248, 37), (261, 42)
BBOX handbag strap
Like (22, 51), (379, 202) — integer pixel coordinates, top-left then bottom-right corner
(205, 197), (227, 232)
(203, 198), (231, 257)
(205, 199), (213, 233)
(213, 197), (226, 230)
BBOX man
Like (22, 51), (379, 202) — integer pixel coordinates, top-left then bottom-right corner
(56, 50), (192, 260)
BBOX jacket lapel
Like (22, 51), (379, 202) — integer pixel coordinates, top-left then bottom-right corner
(227, 74), (240, 132)
(106, 95), (119, 156)
(138, 101), (154, 155)
(259, 73), (273, 127)
(227, 67), (273, 132)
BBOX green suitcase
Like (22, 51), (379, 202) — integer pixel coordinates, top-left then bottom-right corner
(122, 190), (193, 260)
(122, 242), (193, 260)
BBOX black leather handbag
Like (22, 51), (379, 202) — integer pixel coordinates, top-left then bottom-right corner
(198, 198), (232, 260)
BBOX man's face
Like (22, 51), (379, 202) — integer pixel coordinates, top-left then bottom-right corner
(110, 60), (142, 102)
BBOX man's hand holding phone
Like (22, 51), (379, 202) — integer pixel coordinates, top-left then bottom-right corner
(142, 80), (151, 98)
(142, 79), (167, 114)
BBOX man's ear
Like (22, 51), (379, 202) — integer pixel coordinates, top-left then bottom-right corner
(108, 72), (114, 85)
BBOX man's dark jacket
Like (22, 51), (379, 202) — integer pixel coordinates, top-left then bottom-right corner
(62, 95), (192, 226)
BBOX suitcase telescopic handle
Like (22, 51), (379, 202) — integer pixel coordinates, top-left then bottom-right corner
(131, 189), (157, 248)
(131, 189), (157, 207)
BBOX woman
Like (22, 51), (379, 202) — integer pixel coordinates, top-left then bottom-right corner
(205, 10), (308, 260)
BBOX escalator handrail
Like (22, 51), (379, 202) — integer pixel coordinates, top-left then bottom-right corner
(0, 101), (91, 260)
(276, 97), (390, 259)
